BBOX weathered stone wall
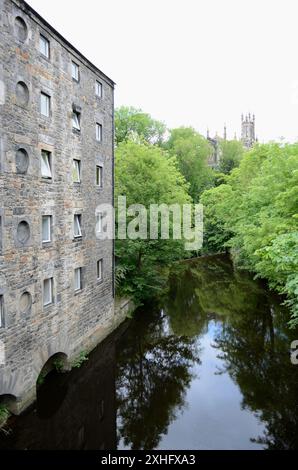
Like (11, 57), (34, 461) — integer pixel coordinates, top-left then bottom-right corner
(0, 0), (115, 412)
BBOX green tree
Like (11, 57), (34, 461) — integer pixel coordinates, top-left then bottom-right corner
(201, 143), (298, 325)
(115, 106), (166, 145)
(219, 139), (244, 174)
(165, 127), (214, 202)
(115, 141), (192, 303)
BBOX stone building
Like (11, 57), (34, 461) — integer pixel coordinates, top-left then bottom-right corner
(0, 0), (119, 414)
(241, 113), (256, 148)
(207, 128), (224, 168)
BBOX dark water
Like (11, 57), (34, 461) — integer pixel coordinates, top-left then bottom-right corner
(1, 255), (298, 450)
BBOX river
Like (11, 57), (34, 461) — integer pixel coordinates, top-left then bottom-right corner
(0, 255), (298, 450)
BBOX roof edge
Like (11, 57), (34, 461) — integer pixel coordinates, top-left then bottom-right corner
(12, 0), (115, 87)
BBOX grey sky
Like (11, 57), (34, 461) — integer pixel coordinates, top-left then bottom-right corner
(28, 0), (298, 142)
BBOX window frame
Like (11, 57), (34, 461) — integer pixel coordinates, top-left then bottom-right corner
(39, 34), (50, 59)
(72, 159), (81, 183)
(41, 150), (52, 179)
(72, 110), (81, 131)
(97, 259), (103, 281)
(74, 214), (82, 238)
(43, 277), (53, 307)
(96, 212), (103, 234)
(96, 164), (103, 188)
(74, 267), (82, 292)
(42, 215), (52, 243)
(95, 80), (102, 98)
(40, 92), (50, 117)
(96, 123), (102, 142)
(72, 61), (80, 81)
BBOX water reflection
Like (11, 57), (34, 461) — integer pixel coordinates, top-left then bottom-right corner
(116, 255), (298, 449)
(0, 255), (297, 450)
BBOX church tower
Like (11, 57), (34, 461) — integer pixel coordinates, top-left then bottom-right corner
(241, 113), (255, 148)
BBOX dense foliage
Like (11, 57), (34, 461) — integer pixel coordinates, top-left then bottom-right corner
(201, 144), (298, 325)
(165, 127), (214, 202)
(115, 106), (166, 146)
(115, 141), (191, 304)
(114, 105), (297, 325)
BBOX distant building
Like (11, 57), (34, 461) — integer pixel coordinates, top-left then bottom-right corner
(207, 115), (256, 167)
(241, 113), (256, 148)
(207, 127), (225, 168)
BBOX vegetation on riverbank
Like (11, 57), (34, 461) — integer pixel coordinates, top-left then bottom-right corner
(115, 106), (298, 325)
(201, 143), (298, 326)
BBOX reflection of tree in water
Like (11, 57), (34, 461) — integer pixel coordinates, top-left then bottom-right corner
(116, 254), (298, 450)
(213, 299), (298, 449)
(116, 308), (201, 449)
(164, 255), (298, 449)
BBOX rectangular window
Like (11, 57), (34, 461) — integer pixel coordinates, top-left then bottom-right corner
(97, 259), (103, 281)
(72, 159), (81, 183)
(40, 34), (50, 58)
(43, 278), (53, 306)
(41, 150), (52, 178)
(0, 295), (4, 328)
(74, 214), (82, 238)
(40, 92), (50, 117)
(74, 267), (82, 291)
(96, 123), (102, 142)
(95, 80), (102, 97)
(72, 111), (81, 131)
(72, 61), (79, 81)
(96, 165), (103, 187)
(96, 212), (103, 234)
(42, 215), (52, 243)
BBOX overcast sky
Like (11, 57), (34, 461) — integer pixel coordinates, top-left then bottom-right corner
(28, 0), (298, 142)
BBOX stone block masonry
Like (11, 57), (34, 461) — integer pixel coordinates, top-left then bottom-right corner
(0, 0), (118, 414)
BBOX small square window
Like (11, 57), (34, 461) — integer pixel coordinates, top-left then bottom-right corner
(72, 61), (79, 81)
(72, 159), (81, 183)
(40, 92), (50, 117)
(72, 111), (81, 131)
(97, 259), (103, 281)
(42, 215), (52, 243)
(74, 214), (82, 238)
(43, 278), (53, 306)
(41, 150), (52, 179)
(96, 165), (103, 187)
(96, 123), (102, 142)
(40, 34), (50, 58)
(0, 295), (4, 328)
(95, 80), (102, 98)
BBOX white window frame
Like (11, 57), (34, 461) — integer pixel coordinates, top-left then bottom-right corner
(96, 165), (103, 188)
(43, 278), (53, 307)
(74, 214), (82, 238)
(0, 295), (4, 328)
(72, 111), (81, 131)
(40, 34), (50, 58)
(42, 215), (52, 243)
(95, 80), (102, 98)
(72, 61), (79, 81)
(41, 150), (52, 179)
(96, 123), (102, 142)
(96, 212), (103, 234)
(97, 259), (103, 281)
(40, 92), (50, 117)
(72, 159), (81, 183)
(74, 267), (82, 292)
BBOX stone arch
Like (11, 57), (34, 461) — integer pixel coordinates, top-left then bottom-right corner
(36, 352), (69, 387)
